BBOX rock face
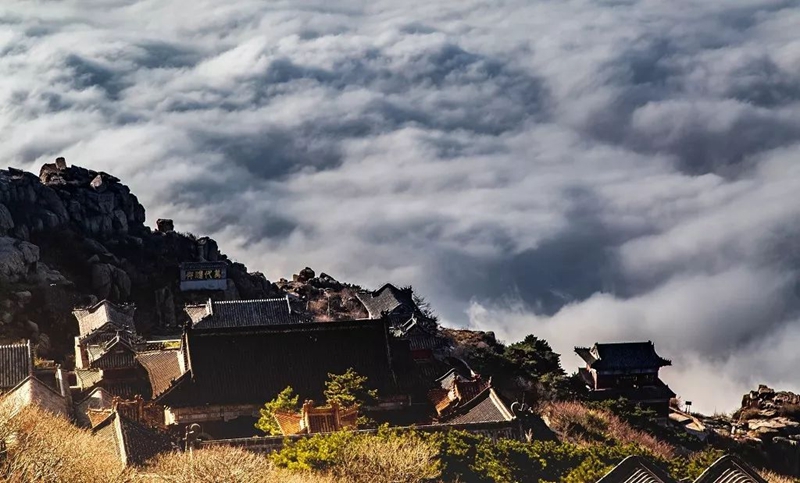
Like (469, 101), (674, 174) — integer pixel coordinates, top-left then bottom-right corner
(732, 385), (800, 476)
(276, 268), (368, 321)
(0, 158), (283, 361)
(0, 237), (40, 283)
(30, 161), (144, 239)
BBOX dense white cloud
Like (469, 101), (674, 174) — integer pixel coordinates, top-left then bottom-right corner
(1, 0), (799, 413)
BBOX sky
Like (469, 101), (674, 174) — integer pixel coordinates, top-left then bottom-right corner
(1, 0), (799, 414)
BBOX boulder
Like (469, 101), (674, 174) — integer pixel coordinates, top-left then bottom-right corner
(154, 286), (176, 329)
(91, 263), (131, 300)
(0, 237), (40, 283)
(0, 203), (14, 234)
(13, 291), (32, 306)
(111, 267), (131, 300)
(91, 263), (113, 298)
(197, 237), (219, 261)
(34, 263), (68, 285)
(297, 267), (315, 283)
(83, 238), (111, 256)
(156, 219), (174, 233)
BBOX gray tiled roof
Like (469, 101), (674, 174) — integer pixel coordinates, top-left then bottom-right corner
(74, 387), (114, 427)
(596, 456), (675, 483)
(0, 341), (32, 390)
(442, 388), (515, 425)
(392, 317), (442, 351)
(75, 368), (103, 389)
(88, 336), (138, 370)
(192, 297), (311, 329)
(356, 284), (418, 319)
(93, 411), (174, 466)
(575, 342), (671, 370)
(73, 300), (135, 337)
(136, 350), (184, 398)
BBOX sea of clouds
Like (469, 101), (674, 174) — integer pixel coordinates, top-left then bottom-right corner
(1, 0), (799, 413)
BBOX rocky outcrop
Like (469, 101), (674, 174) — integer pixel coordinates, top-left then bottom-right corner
(156, 219), (174, 233)
(0, 158), (283, 361)
(741, 385), (800, 411)
(728, 385), (800, 476)
(0, 237), (40, 283)
(276, 268), (368, 321)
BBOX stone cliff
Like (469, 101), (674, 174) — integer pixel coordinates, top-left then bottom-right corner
(0, 158), (281, 361)
(696, 385), (800, 477)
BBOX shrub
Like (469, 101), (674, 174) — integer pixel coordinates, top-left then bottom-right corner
(271, 429), (439, 483)
(336, 429), (440, 483)
(561, 455), (613, 483)
(545, 401), (674, 459)
(271, 430), (356, 472)
(668, 448), (727, 481)
(256, 386), (301, 435)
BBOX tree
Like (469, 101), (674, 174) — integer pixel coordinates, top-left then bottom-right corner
(504, 335), (565, 378)
(324, 368), (378, 407)
(255, 386), (300, 435)
(324, 368), (378, 427)
(412, 293), (439, 323)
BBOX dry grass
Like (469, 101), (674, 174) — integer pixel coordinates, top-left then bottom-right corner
(760, 470), (800, 483)
(0, 404), (438, 483)
(0, 405), (129, 482)
(140, 447), (337, 483)
(544, 401), (675, 459)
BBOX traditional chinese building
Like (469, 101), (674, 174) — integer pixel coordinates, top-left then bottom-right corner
(183, 297), (311, 329)
(272, 400), (360, 436)
(71, 300), (184, 401)
(73, 300), (138, 370)
(575, 341), (675, 415)
(426, 367), (518, 439)
(156, 317), (408, 438)
(358, 284), (443, 378)
(356, 283), (436, 329)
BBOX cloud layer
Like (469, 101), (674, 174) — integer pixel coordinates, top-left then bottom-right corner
(2, 0), (799, 413)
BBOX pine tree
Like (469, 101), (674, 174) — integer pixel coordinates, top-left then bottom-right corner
(255, 386), (300, 435)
